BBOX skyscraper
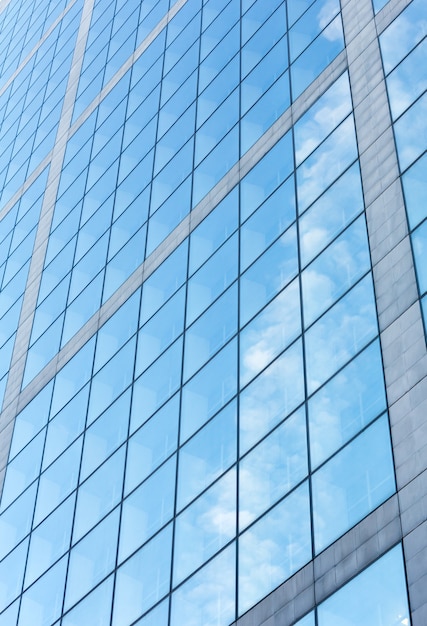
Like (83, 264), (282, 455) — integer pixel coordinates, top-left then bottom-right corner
(0, 0), (426, 623)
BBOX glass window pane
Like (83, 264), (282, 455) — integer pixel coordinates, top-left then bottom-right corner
(177, 400), (237, 511)
(302, 215), (371, 327)
(240, 278), (301, 387)
(131, 337), (183, 428)
(24, 493), (75, 588)
(128, 392), (179, 480)
(73, 445), (126, 542)
(394, 92), (427, 172)
(180, 338), (237, 442)
(412, 220), (427, 295)
(18, 555), (67, 626)
(309, 340), (387, 468)
(184, 284), (237, 382)
(238, 481), (312, 615)
(240, 174), (295, 272)
(112, 523), (172, 626)
(170, 543), (235, 626)
(240, 340), (305, 454)
(64, 507), (120, 612)
(240, 224), (298, 327)
(402, 153), (427, 230)
(299, 162), (364, 265)
(61, 575), (114, 626)
(119, 456), (176, 562)
(318, 545), (410, 626)
(136, 286), (185, 376)
(297, 116), (357, 214)
(239, 407), (308, 529)
(294, 72), (351, 166)
(313, 415), (396, 552)
(305, 275), (378, 394)
(189, 188), (238, 275)
(80, 389), (131, 481)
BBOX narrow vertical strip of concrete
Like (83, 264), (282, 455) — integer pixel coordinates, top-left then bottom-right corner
(0, 0), (97, 488)
(341, 0), (427, 624)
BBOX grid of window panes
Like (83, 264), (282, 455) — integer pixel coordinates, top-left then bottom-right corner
(0, 69), (398, 626)
(0, 0), (82, 211)
(380, 0), (427, 333)
(22, 0), (347, 385)
(0, 0), (414, 624)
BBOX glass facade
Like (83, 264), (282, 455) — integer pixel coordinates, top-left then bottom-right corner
(0, 0), (425, 624)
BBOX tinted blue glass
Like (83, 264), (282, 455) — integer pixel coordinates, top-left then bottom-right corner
(113, 524), (172, 626)
(173, 469), (236, 585)
(309, 340), (387, 468)
(240, 225), (299, 327)
(402, 153), (427, 230)
(64, 507), (119, 612)
(318, 545), (410, 625)
(394, 92), (427, 172)
(297, 116), (357, 213)
(239, 407), (308, 529)
(61, 575), (114, 626)
(18, 555), (68, 626)
(24, 493), (75, 588)
(184, 284), (238, 382)
(240, 278), (301, 387)
(380, 0), (427, 74)
(412, 220), (427, 295)
(170, 543), (235, 626)
(305, 275), (378, 395)
(386, 38), (427, 120)
(177, 400), (237, 510)
(73, 445), (126, 542)
(0, 483), (36, 561)
(186, 233), (238, 325)
(119, 456), (176, 562)
(302, 215), (371, 327)
(136, 286), (185, 375)
(312, 415), (395, 552)
(180, 339), (237, 442)
(240, 340), (305, 454)
(128, 390), (179, 473)
(240, 175), (296, 271)
(238, 481), (311, 615)
(189, 188), (238, 275)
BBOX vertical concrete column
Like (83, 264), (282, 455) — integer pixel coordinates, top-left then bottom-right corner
(341, 0), (427, 624)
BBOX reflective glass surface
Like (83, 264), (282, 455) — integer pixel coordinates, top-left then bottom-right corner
(0, 0), (410, 622)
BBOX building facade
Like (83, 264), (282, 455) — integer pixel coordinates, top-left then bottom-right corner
(0, 0), (426, 624)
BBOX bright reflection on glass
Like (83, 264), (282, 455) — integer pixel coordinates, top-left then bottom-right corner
(380, 0), (427, 74)
(302, 215), (371, 327)
(294, 72), (351, 166)
(412, 220), (427, 295)
(299, 162), (364, 265)
(318, 545), (410, 626)
(177, 401), (237, 511)
(297, 116), (357, 214)
(240, 278), (301, 387)
(113, 524), (172, 626)
(312, 415), (395, 552)
(238, 481), (312, 615)
(309, 340), (387, 468)
(239, 407), (308, 529)
(305, 275), (378, 394)
(173, 469), (236, 585)
(170, 543), (235, 626)
(402, 153), (427, 230)
(240, 340), (305, 454)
